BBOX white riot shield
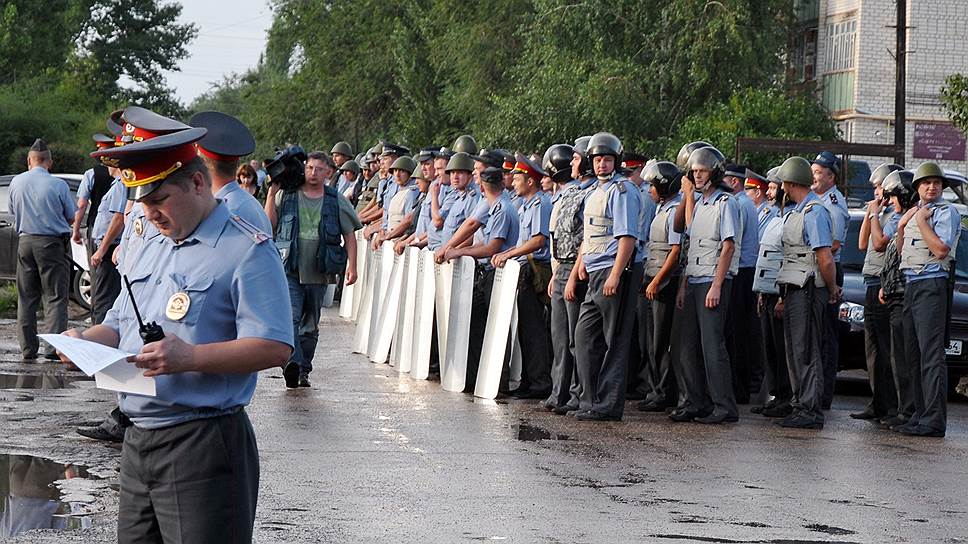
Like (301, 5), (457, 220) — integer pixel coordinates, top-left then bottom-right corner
(389, 248), (408, 367)
(366, 242), (395, 358)
(410, 249), (436, 380)
(434, 260), (454, 377)
(371, 245), (404, 363)
(351, 230), (367, 321)
(341, 229), (365, 320)
(474, 261), (520, 399)
(351, 243), (377, 354)
(396, 247), (420, 374)
(509, 302), (522, 391)
(442, 256), (475, 392)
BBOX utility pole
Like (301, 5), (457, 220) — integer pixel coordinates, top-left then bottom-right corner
(894, 0), (907, 166)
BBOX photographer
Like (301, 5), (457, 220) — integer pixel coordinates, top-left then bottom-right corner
(265, 150), (362, 388)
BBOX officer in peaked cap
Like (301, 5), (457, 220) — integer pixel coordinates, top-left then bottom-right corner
(117, 105), (193, 146)
(189, 111), (270, 233)
(76, 121), (294, 542)
(744, 169), (776, 240)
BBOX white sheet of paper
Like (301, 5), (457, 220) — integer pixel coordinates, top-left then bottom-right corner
(38, 334), (156, 396)
(70, 240), (89, 271)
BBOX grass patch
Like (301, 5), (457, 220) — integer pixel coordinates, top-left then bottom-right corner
(0, 281), (16, 318)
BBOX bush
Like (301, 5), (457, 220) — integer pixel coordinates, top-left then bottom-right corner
(0, 281), (16, 318)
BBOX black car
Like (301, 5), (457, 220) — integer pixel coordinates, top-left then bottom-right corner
(838, 209), (968, 382)
(0, 173), (92, 310)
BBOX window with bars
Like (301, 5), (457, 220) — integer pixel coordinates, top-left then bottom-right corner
(824, 18), (857, 73)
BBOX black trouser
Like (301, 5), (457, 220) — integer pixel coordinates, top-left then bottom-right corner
(783, 283), (827, 422)
(466, 266), (495, 392)
(637, 275), (678, 406)
(726, 267), (762, 403)
(547, 262), (585, 409)
(16, 234), (70, 358)
(903, 278), (949, 432)
(758, 293), (791, 405)
(119, 410), (259, 544)
(863, 283), (897, 416)
(91, 242), (121, 324)
(628, 290), (652, 395)
(515, 262), (553, 393)
(820, 262), (844, 407)
(575, 263), (643, 417)
(886, 297), (916, 419)
(679, 280), (738, 419)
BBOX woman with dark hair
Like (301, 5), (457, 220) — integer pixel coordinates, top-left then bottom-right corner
(237, 163), (258, 196)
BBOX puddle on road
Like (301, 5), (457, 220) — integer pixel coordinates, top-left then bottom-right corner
(515, 423), (570, 442)
(0, 372), (90, 390)
(0, 454), (96, 537)
(650, 535), (861, 544)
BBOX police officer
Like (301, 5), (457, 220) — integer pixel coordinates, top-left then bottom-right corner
(375, 155), (420, 245)
(265, 151), (361, 388)
(623, 153), (657, 400)
(776, 157), (838, 429)
(573, 132), (642, 421)
(810, 151), (849, 409)
(671, 146), (739, 424)
(434, 152), (481, 262)
(851, 163), (903, 421)
(745, 169), (776, 242)
(394, 164), (433, 254)
(8, 138), (76, 361)
(355, 146), (382, 213)
(895, 162), (961, 437)
(637, 161), (683, 412)
(338, 160), (361, 202)
(189, 111), (271, 233)
(492, 153), (554, 399)
(428, 148), (457, 252)
(543, 144), (591, 414)
(84, 153), (126, 324)
(68, 119), (294, 543)
(330, 141), (354, 186)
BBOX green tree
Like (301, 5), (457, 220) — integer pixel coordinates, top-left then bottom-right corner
(941, 73), (968, 134)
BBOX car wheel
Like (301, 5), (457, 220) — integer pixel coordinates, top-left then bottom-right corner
(72, 269), (92, 310)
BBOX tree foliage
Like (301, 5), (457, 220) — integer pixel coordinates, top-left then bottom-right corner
(941, 73), (968, 134)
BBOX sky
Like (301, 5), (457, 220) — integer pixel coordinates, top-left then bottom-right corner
(159, 0), (273, 106)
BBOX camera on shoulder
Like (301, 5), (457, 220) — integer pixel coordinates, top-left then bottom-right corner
(264, 145), (307, 192)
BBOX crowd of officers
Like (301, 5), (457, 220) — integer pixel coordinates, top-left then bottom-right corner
(334, 133), (960, 436)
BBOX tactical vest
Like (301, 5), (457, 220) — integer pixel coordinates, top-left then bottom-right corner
(646, 201), (676, 278)
(582, 180), (625, 256)
(753, 215), (784, 295)
(275, 187), (347, 276)
(86, 165), (115, 231)
(406, 191), (427, 237)
(777, 202), (825, 288)
(355, 175), (379, 212)
(685, 192), (740, 278)
(550, 183), (588, 263)
(861, 208), (895, 277)
(387, 184), (415, 231)
(900, 202), (958, 274)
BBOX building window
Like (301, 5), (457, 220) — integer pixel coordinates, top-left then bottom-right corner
(825, 18), (857, 73)
(792, 26), (818, 82)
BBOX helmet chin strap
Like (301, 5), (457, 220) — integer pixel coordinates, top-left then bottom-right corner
(597, 171), (614, 182)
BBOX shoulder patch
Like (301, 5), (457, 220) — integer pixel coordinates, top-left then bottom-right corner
(615, 181), (627, 194)
(827, 193), (839, 206)
(229, 215), (270, 244)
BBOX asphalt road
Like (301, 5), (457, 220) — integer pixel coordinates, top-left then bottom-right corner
(0, 309), (966, 543)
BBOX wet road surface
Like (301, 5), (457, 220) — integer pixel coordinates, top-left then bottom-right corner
(1, 311), (967, 542)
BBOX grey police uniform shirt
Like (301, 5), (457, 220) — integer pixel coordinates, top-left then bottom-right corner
(819, 186), (849, 262)
(90, 178), (126, 247)
(427, 180), (456, 250)
(8, 167), (76, 236)
(635, 183), (657, 263)
(515, 191), (552, 263)
(216, 180), (272, 232)
(734, 190), (760, 268)
(480, 194), (520, 266)
(440, 185), (481, 247)
(756, 201), (778, 240)
(686, 188), (740, 284)
(582, 175), (642, 273)
(103, 203), (294, 429)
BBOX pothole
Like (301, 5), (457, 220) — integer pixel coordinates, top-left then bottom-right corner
(0, 454), (98, 537)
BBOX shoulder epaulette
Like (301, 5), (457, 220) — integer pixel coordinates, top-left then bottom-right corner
(229, 215), (270, 244)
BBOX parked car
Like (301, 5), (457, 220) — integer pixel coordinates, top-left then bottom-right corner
(842, 160), (874, 208)
(838, 208), (968, 386)
(0, 173), (91, 309)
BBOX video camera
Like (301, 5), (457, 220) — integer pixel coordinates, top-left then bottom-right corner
(264, 145), (307, 192)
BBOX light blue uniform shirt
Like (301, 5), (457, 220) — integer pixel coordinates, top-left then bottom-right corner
(8, 167), (76, 236)
(90, 178), (126, 246)
(583, 175), (641, 273)
(756, 201), (778, 240)
(440, 185), (481, 246)
(507, 190), (524, 211)
(795, 192), (833, 250)
(480, 194), (519, 266)
(734, 190), (760, 268)
(819, 186), (849, 262)
(687, 189), (740, 284)
(515, 191), (552, 263)
(215, 180), (272, 233)
(77, 168), (96, 201)
(903, 200), (962, 282)
(659, 195), (684, 247)
(882, 210), (900, 239)
(414, 191), (432, 237)
(427, 181), (457, 250)
(469, 196), (491, 225)
(104, 203), (293, 429)
(380, 180), (404, 229)
(635, 183), (656, 263)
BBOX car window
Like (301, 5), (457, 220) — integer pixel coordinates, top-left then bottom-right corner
(0, 186), (8, 213)
(841, 215), (865, 271)
(956, 228), (968, 282)
(844, 161), (873, 207)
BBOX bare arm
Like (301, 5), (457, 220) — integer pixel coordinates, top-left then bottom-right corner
(264, 185), (279, 231)
(72, 198), (88, 244)
(131, 336), (292, 377)
(450, 238), (504, 260)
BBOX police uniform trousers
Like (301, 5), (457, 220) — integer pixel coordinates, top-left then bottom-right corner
(118, 410), (259, 544)
(513, 261), (553, 394)
(16, 234), (70, 358)
(90, 242), (121, 325)
(902, 277), (949, 432)
(575, 262), (643, 418)
(863, 284), (897, 417)
(782, 283), (827, 422)
(546, 262), (586, 410)
(886, 296), (916, 420)
(758, 294), (791, 407)
(286, 275), (329, 375)
(726, 267), (764, 403)
(820, 262), (844, 408)
(629, 287), (652, 396)
(466, 265), (497, 392)
(679, 280), (738, 419)
(637, 275), (679, 407)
